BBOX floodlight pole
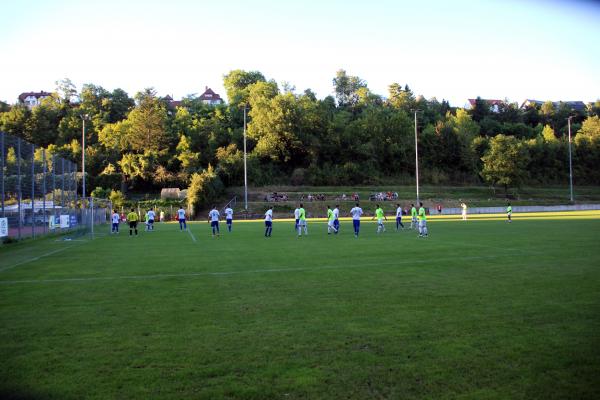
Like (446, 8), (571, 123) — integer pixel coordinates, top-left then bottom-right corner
(80, 114), (89, 199)
(243, 105), (248, 211)
(567, 116), (574, 203)
(413, 110), (420, 204)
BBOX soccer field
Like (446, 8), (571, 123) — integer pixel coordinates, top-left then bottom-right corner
(1, 213), (600, 399)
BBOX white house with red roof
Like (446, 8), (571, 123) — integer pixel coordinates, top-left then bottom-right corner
(199, 87), (223, 105)
(18, 91), (52, 108)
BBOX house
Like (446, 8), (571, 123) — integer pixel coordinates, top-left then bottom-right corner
(163, 95), (182, 108)
(18, 91), (52, 108)
(466, 98), (505, 113)
(520, 99), (586, 112)
(199, 87), (223, 105)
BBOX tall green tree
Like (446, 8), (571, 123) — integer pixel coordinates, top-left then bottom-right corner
(481, 134), (530, 194)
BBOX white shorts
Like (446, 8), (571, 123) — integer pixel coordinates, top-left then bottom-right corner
(298, 220), (307, 226)
(419, 220), (427, 228)
(377, 218), (384, 224)
(327, 220), (335, 227)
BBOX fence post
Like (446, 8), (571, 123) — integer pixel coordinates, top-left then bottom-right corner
(31, 143), (35, 239)
(91, 197), (94, 239)
(42, 149), (47, 234)
(17, 138), (22, 239)
(0, 132), (4, 218)
(52, 155), (56, 231)
(61, 158), (65, 208)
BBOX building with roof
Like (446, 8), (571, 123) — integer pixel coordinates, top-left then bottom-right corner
(466, 98), (506, 113)
(18, 91), (52, 108)
(199, 87), (223, 105)
(520, 99), (586, 112)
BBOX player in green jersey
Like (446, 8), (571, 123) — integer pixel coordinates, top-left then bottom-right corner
(410, 204), (417, 229)
(507, 203), (512, 223)
(418, 202), (428, 238)
(371, 204), (387, 233)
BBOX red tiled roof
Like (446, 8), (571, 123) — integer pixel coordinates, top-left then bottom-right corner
(468, 98), (504, 106)
(18, 91), (52, 103)
(199, 88), (222, 101)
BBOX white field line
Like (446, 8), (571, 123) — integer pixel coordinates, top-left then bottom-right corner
(0, 253), (531, 285)
(0, 246), (74, 273)
(186, 226), (197, 243)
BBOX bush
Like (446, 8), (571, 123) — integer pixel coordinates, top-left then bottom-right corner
(187, 165), (224, 217)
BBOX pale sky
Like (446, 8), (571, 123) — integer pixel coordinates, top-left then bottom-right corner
(1, 0), (599, 107)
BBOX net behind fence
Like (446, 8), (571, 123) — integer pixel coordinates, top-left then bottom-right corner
(0, 131), (110, 241)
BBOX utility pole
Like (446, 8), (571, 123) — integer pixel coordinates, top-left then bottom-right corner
(243, 105), (248, 211)
(567, 116), (574, 202)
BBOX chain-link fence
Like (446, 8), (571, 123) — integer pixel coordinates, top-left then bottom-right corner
(0, 131), (110, 241)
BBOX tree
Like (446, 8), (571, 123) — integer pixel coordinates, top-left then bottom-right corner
(126, 89), (171, 152)
(542, 124), (556, 142)
(577, 116), (600, 139)
(223, 70), (266, 107)
(187, 165), (224, 217)
(470, 97), (489, 122)
(387, 83), (415, 111)
(55, 78), (78, 104)
(332, 69), (366, 107)
(481, 134), (530, 194)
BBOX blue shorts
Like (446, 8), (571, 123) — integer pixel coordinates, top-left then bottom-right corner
(211, 221), (219, 227)
(396, 217), (402, 222)
(226, 219), (232, 225)
(265, 221), (272, 227)
(353, 220), (360, 230)
(295, 218), (299, 225)
(179, 218), (186, 223)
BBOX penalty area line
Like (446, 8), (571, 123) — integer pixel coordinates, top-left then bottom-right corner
(0, 246), (74, 273)
(186, 226), (197, 243)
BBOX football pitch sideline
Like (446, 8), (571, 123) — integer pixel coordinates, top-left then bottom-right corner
(1, 213), (600, 399)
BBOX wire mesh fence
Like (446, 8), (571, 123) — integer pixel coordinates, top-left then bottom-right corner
(0, 131), (110, 241)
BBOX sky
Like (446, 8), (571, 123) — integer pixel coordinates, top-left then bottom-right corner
(1, 0), (599, 107)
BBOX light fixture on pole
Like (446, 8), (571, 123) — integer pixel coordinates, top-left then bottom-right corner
(567, 116), (574, 203)
(243, 105), (248, 211)
(80, 114), (89, 199)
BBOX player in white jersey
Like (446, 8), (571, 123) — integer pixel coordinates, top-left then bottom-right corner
(177, 207), (187, 230)
(264, 207), (273, 237)
(146, 208), (156, 231)
(461, 202), (467, 220)
(111, 210), (120, 234)
(293, 207), (300, 231)
(224, 206), (233, 232)
(208, 206), (220, 236)
(333, 205), (340, 234)
(395, 203), (404, 231)
(350, 203), (363, 238)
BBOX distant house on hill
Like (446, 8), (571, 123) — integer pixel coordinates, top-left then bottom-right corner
(520, 99), (586, 112)
(199, 87), (223, 105)
(163, 95), (182, 108)
(18, 91), (52, 108)
(466, 98), (506, 113)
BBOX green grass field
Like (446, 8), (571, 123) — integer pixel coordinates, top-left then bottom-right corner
(1, 213), (600, 399)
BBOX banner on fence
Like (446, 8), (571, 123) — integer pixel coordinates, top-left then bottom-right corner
(0, 218), (8, 237)
(60, 215), (70, 228)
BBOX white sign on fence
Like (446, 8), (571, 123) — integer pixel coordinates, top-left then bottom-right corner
(60, 215), (70, 228)
(0, 218), (8, 237)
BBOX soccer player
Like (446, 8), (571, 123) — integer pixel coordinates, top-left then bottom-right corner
(126, 208), (139, 236)
(146, 208), (156, 231)
(177, 207), (187, 231)
(264, 206), (273, 237)
(111, 209), (120, 234)
(208, 205), (220, 236)
(293, 206), (300, 232)
(225, 205), (233, 232)
(418, 202), (428, 238)
(461, 202), (467, 221)
(372, 204), (387, 234)
(410, 204), (417, 229)
(297, 203), (308, 236)
(507, 202), (512, 223)
(350, 202), (363, 238)
(327, 205), (338, 234)
(395, 203), (404, 231)
(333, 204), (340, 234)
